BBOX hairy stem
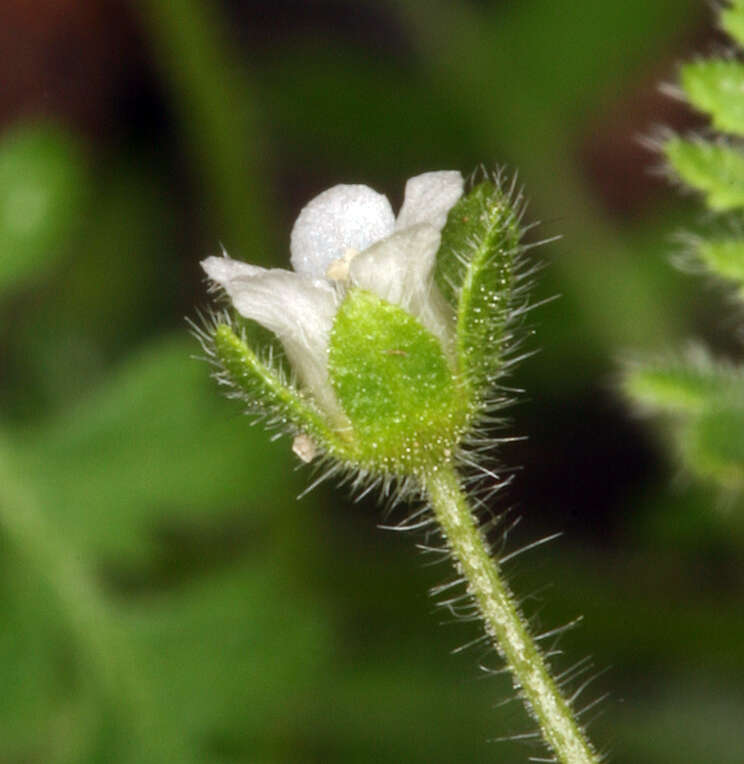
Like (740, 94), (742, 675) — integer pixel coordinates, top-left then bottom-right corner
(424, 464), (600, 763)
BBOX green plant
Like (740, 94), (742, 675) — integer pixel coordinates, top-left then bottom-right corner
(624, 0), (744, 498)
(199, 170), (600, 762)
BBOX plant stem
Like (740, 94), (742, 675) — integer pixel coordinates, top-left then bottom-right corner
(424, 463), (600, 764)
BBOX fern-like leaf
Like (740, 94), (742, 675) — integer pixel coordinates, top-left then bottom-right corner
(681, 59), (744, 137)
(722, 0), (744, 49)
(695, 236), (744, 295)
(664, 137), (744, 212)
(624, 353), (744, 416)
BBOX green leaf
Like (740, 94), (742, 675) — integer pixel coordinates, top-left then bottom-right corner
(722, 0), (744, 48)
(126, 557), (332, 759)
(624, 355), (744, 494)
(681, 59), (744, 136)
(0, 541), (95, 764)
(328, 289), (465, 473)
(624, 356), (743, 415)
(14, 335), (303, 564)
(0, 122), (89, 297)
(696, 237), (744, 294)
(684, 403), (744, 491)
(664, 137), (744, 212)
(436, 179), (519, 396)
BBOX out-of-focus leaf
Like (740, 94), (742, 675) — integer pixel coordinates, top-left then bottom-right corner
(683, 403), (744, 491)
(604, 678), (744, 764)
(624, 355), (743, 415)
(14, 334), (303, 564)
(0, 540), (95, 764)
(722, 0), (744, 49)
(126, 556), (332, 760)
(0, 529), (333, 763)
(5, 160), (180, 420)
(398, 0), (699, 154)
(681, 59), (744, 137)
(0, 122), (88, 296)
(138, 0), (274, 261)
(259, 45), (479, 176)
(54, 160), (178, 345)
(664, 137), (744, 212)
(695, 236), (744, 295)
(625, 353), (744, 494)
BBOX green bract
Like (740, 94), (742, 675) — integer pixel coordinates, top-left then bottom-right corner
(199, 171), (523, 483)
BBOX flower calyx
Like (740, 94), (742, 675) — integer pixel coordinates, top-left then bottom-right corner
(200, 170), (525, 482)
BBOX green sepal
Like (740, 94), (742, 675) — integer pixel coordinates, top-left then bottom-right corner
(664, 137), (744, 212)
(328, 289), (466, 474)
(213, 323), (344, 455)
(681, 59), (744, 137)
(696, 236), (744, 296)
(436, 179), (519, 398)
(722, 0), (744, 49)
(624, 356), (743, 415)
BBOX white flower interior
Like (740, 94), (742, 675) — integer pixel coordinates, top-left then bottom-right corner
(202, 170), (464, 420)
(290, 185), (395, 278)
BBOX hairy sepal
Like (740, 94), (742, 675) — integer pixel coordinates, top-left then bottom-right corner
(212, 323), (344, 454)
(328, 289), (466, 475)
(436, 179), (519, 402)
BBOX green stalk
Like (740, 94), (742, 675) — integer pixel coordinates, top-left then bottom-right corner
(424, 464), (600, 764)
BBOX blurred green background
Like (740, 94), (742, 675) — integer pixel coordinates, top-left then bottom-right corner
(1, 0), (743, 761)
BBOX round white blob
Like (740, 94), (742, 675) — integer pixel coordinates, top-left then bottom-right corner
(290, 184), (395, 277)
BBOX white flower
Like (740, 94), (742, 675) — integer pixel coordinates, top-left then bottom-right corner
(201, 170), (463, 420)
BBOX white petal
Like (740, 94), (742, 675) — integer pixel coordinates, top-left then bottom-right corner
(348, 224), (453, 347)
(290, 184), (395, 278)
(201, 255), (342, 419)
(395, 171), (463, 232)
(202, 254), (264, 284)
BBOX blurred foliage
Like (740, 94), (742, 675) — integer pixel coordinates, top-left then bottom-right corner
(0, 123), (88, 297)
(625, 0), (744, 498)
(0, 0), (743, 762)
